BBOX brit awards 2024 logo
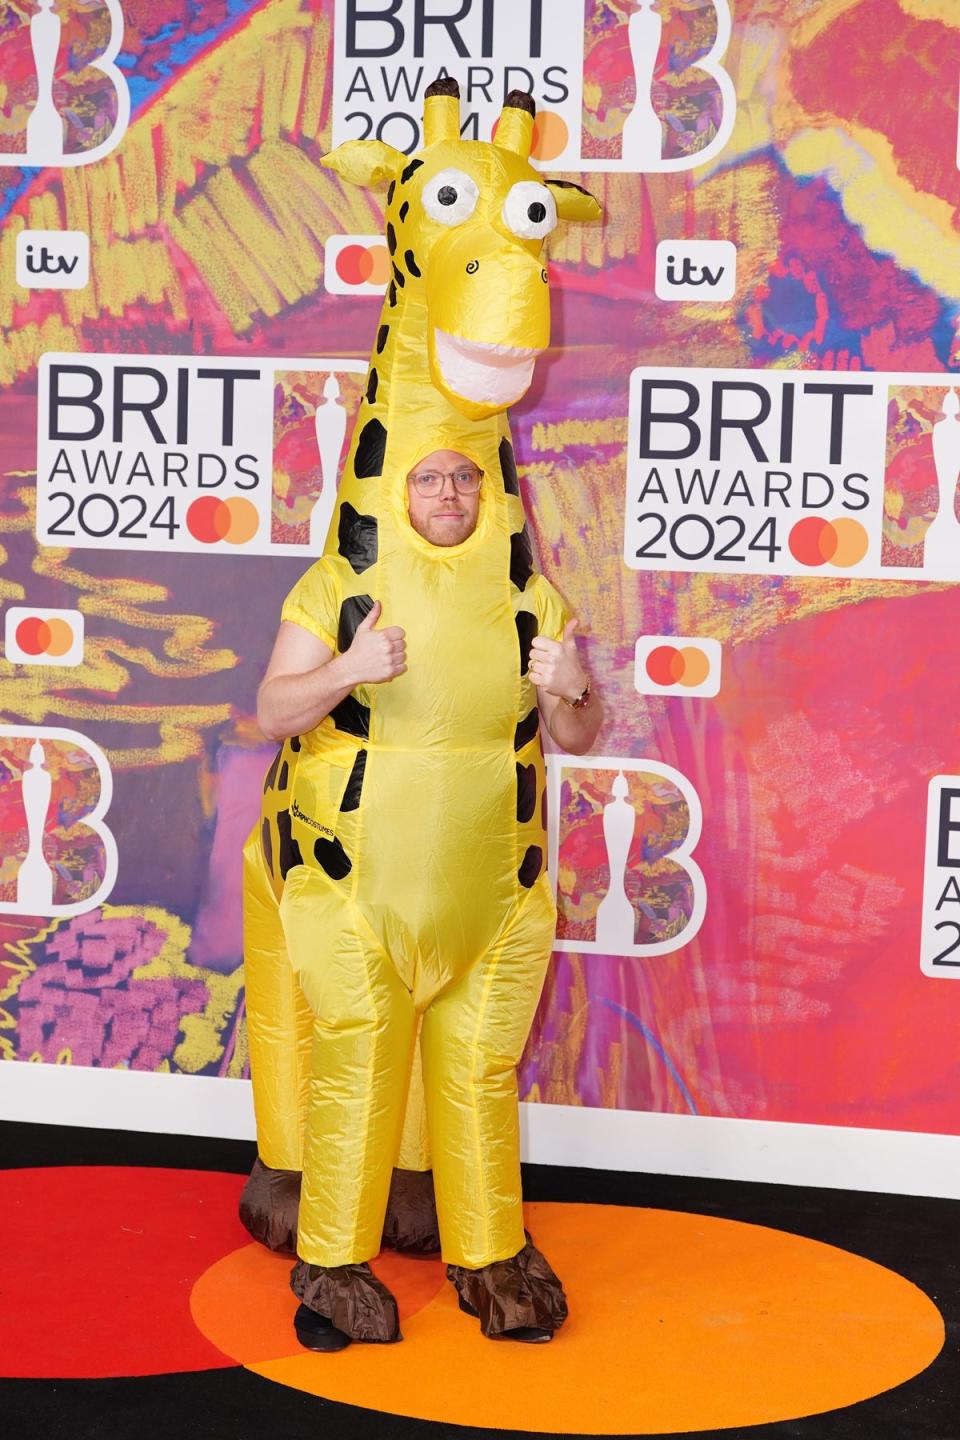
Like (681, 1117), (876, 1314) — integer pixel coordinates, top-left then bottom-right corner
(0, 0), (129, 168)
(624, 368), (960, 582)
(332, 0), (734, 173)
(545, 756), (705, 958)
(920, 777), (960, 980)
(0, 726), (117, 918)
(35, 354), (368, 556)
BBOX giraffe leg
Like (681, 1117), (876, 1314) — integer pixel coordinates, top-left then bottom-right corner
(280, 865), (416, 1342)
(240, 824), (435, 1255)
(239, 823), (312, 1251)
(420, 874), (567, 1337)
(382, 1019), (440, 1255)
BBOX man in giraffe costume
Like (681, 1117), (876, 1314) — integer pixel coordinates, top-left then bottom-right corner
(241, 78), (602, 1349)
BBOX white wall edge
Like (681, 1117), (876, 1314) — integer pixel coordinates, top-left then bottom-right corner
(2, 1061), (958, 1201)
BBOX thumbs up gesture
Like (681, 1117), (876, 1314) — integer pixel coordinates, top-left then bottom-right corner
(345, 600), (406, 685)
(528, 618), (588, 701)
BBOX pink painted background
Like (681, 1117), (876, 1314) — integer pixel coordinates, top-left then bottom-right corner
(1, 0), (959, 1138)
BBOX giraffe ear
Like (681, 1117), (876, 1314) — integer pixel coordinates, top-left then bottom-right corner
(545, 179), (602, 224)
(321, 140), (404, 189)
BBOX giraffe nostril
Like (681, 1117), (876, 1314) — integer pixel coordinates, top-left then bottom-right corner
(527, 202), (547, 223)
(466, 259), (480, 274)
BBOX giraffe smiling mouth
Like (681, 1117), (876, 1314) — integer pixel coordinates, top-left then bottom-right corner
(433, 328), (540, 410)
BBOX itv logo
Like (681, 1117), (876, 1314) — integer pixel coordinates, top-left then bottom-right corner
(16, 231), (90, 290)
(655, 241), (737, 303)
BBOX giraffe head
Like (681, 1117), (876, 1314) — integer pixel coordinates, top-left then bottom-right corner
(322, 79), (601, 422)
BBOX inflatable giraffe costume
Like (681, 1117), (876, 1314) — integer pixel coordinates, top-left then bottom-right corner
(241, 78), (600, 1344)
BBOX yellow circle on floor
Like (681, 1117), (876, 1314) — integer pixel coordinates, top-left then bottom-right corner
(191, 1202), (944, 1434)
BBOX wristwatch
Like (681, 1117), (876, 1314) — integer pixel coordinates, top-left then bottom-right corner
(563, 679), (591, 710)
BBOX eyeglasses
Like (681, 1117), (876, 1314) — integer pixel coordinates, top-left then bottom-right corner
(408, 467), (483, 496)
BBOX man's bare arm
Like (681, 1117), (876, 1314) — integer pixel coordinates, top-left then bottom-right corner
(257, 603), (405, 742)
(529, 619), (603, 756)
(537, 687), (603, 755)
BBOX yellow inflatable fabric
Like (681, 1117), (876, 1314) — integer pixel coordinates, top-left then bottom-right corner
(244, 80), (601, 1271)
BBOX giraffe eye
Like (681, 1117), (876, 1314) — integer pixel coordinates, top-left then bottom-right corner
(422, 168), (479, 227)
(502, 181), (557, 240)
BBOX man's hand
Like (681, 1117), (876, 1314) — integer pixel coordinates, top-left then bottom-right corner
(345, 600), (406, 685)
(528, 619), (587, 702)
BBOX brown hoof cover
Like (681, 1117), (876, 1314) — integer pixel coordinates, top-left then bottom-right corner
(290, 1259), (402, 1343)
(238, 1157), (301, 1254)
(447, 1239), (569, 1339)
(456, 1292), (552, 1343)
(381, 1167), (441, 1256)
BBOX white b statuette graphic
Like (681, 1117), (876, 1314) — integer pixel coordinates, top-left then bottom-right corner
(16, 740), (54, 910)
(3, 0), (129, 169)
(546, 755), (706, 958)
(621, 1), (663, 169)
(923, 389), (960, 574)
(309, 375), (348, 549)
(26, 0), (64, 162)
(594, 772), (637, 949)
(0, 725), (117, 918)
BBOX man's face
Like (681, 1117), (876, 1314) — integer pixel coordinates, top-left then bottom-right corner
(406, 449), (482, 547)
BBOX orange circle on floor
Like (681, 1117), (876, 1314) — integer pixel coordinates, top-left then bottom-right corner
(190, 1202), (943, 1434)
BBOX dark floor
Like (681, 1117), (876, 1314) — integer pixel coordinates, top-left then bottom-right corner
(0, 1120), (957, 1440)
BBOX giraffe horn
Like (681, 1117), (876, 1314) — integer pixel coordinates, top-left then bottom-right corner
(496, 89), (535, 158)
(424, 75), (461, 145)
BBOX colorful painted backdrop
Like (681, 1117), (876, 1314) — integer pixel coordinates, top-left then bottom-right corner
(2, 0), (959, 1140)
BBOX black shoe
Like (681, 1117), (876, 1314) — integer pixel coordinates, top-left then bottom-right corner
(293, 1302), (352, 1352)
(457, 1292), (553, 1344)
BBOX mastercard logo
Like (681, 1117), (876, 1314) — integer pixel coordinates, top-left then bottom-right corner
(635, 635), (722, 698)
(325, 234), (391, 296)
(5, 607), (84, 667)
(185, 496), (259, 546)
(788, 516), (869, 569)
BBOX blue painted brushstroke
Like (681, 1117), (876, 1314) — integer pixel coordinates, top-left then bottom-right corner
(0, 0), (260, 223)
(599, 998), (699, 1115)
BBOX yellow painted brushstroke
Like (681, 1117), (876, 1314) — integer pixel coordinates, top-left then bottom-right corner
(30, 564), (236, 673)
(0, 314), (78, 387)
(0, 541), (24, 603)
(899, 0), (959, 21)
(0, 545), (239, 767)
(788, 0), (868, 48)
(783, 126), (960, 302)
(531, 417), (627, 452)
(205, 168), (306, 305)
(177, 190), (284, 322)
(301, 14), (330, 143)
(168, 207), (254, 332)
